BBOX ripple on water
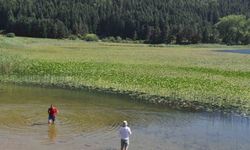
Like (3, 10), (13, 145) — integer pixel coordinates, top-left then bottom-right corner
(0, 84), (250, 150)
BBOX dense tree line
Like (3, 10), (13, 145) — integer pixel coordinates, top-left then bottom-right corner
(0, 0), (250, 44)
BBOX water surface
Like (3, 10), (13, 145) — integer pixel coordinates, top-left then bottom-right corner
(216, 49), (250, 54)
(0, 84), (249, 150)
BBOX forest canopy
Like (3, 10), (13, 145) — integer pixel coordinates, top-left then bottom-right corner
(0, 0), (250, 44)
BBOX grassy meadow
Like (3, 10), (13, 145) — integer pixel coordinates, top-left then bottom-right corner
(0, 36), (250, 113)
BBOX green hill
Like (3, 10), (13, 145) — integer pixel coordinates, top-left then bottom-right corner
(0, 0), (250, 44)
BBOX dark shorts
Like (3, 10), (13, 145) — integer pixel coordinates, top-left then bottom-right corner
(121, 139), (129, 148)
(48, 115), (55, 122)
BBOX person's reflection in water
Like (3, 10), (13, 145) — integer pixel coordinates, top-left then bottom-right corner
(48, 125), (57, 143)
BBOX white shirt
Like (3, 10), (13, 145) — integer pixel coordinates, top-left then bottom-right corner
(119, 126), (132, 140)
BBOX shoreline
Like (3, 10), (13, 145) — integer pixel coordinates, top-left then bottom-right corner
(0, 80), (246, 116)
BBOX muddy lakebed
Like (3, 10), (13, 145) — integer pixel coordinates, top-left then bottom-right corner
(0, 84), (249, 150)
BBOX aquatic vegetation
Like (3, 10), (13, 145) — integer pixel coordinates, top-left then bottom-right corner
(0, 36), (250, 114)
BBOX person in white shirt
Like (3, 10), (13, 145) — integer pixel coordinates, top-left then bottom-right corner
(119, 120), (132, 150)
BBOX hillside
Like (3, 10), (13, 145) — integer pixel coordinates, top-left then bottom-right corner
(0, 0), (250, 43)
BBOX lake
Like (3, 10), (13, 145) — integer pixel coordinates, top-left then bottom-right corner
(216, 49), (250, 54)
(0, 84), (249, 150)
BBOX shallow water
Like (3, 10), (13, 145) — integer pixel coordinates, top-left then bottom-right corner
(216, 49), (250, 54)
(0, 84), (250, 150)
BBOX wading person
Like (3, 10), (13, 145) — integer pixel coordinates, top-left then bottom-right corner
(48, 104), (59, 124)
(119, 120), (132, 150)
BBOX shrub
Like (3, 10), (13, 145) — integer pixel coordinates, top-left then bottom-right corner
(6, 33), (15, 38)
(108, 36), (116, 42)
(101, 36), (115, 42)
(102, 36), (143, 43)
(116, 36), (122, 42)
(68, 35), (78, 40)
(82, 34), (99, 42)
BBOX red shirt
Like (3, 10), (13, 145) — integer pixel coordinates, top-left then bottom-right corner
(48, 107), (58, 117)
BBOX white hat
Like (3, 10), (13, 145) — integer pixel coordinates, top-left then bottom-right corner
(123, 120), (128, 126)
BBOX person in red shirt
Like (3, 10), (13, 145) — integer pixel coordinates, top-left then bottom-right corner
(48, 104), (59, 124)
